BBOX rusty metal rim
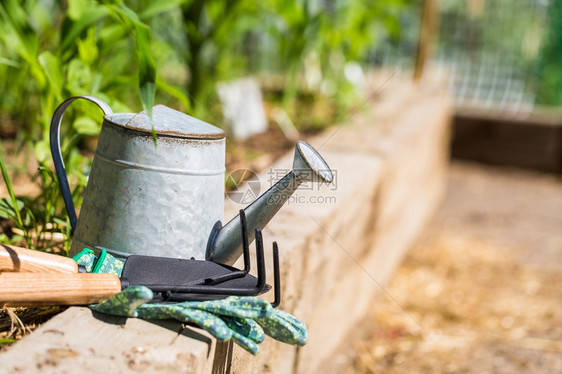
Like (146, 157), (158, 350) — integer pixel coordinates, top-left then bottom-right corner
(103, 113), (227, 140)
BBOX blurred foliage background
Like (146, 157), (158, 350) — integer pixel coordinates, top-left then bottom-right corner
(0, 0), (560, 251)
(0, 0), (407, 251)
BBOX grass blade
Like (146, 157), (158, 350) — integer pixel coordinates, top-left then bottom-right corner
(0, 153), (29, 247)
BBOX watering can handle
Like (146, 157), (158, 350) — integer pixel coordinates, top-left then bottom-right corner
(49, 96), (113, 233)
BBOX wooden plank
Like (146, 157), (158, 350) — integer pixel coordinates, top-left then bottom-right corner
(0, 307), (221, 373)
(455, 107), (562, 127)
(452, 113), (562, 173)
(414, 0), (440, 81)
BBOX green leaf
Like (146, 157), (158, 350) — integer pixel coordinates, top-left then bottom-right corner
(0, 198), (24, 219)
(38, 51), (64, 98)
(68, 0), (92, 20)
(0, 57), (20, 67)
(76, 28), (99, 64)
(33, 139), (52, 164)
(135, 22), (156, 119)
(156, 78), (191, 112)
(139, 0), (186, 19)
(0, 234), (15, 244)
(98, 23), (125, 45)
(66, 59), (92, 93)
(103, 3), (156, 119)
(0, 155), (24, 229)
(0, 0), (39, 64)
(60, 6), (109, 54)
(53, 217), (69, 228)
(72, 116), (100, 136)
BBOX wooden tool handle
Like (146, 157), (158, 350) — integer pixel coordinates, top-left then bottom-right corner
(0, 273), (121, 306)
(0, 244), (79, 273)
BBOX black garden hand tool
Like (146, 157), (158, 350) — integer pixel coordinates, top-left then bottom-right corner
(0, 211), (281, 306)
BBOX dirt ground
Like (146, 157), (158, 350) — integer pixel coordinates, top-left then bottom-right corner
(352, 161), (562, 373)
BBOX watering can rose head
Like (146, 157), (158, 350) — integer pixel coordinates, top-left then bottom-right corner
(51, 96), (332, 265)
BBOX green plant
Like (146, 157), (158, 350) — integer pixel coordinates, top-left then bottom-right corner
(536, 0), (562, 106)
(0, 152), (28, 247)
(176, 0), (261, 117)
(161, 0), (408, 122)
(0, 0), (408, 252)
(0, 0), (168, 251)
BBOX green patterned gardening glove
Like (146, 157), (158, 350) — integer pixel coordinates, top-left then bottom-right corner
(90, 287), (263, 354)
(255, 308), (308, 346)
(73, 249), (308, 353)
(184, 296), (307, 346)
(178, 296), (273, 351)
(73, 248), (124, 275)
(91, 286), (237, 340)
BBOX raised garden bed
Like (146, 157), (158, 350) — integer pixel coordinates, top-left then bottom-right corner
(0, 81), (451, 373)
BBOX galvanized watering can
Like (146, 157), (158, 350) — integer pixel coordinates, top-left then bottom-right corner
(50, 96), (333, 265)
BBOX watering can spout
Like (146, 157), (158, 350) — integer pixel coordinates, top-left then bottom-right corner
(206, 141), (333, 265)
